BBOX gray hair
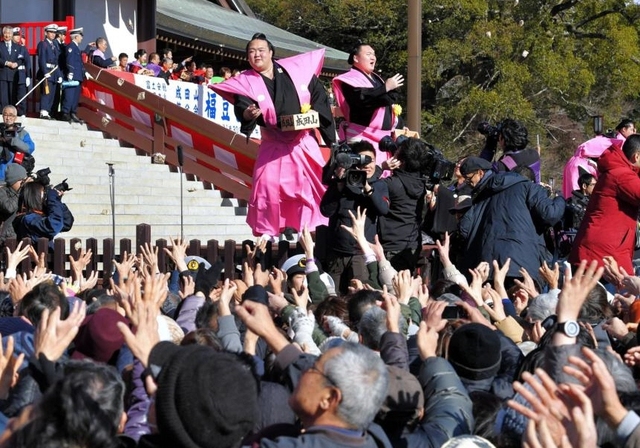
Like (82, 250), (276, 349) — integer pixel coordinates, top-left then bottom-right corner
(358, 306), (388, 350)
(323, 342), (389, 429)
(526, 291), (559, 322)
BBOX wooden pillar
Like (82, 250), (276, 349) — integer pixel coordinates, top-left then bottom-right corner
(53, 0), (75, 21)
(137, 0), (156, 54)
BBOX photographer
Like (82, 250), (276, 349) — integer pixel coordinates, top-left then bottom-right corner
(320, 141), (389, 293)
(378, 137), (430, 272)
(13, 175), (74, 248)
(0, 105), (35, 180)
(0, 163), (29, 243)
(478, 118), (541, 183)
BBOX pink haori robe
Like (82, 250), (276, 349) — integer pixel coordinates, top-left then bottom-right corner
(562, 135), (614, 198)
(333, 68), (399, 166)
(211, 50), (329, 237)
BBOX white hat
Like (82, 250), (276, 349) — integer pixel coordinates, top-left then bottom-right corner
(184, 255), (211, 273)
(69, 27), (83, 36)
(57, 26), (68, 35)
(44, 24), (58, 32)
(12, 27), (21, 36)
(281, 254), (306, 276)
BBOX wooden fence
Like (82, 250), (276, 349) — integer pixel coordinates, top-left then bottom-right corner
(3, 223), (308, 282)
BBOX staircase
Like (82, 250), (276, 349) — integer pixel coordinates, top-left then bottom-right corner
(23, 117), (254, 248)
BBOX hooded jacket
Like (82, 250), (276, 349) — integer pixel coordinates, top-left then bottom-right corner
(459, 171), (565, 279)
(378, 170), (426, 252)
(570, 140), (640, 273)
(320, 165), (389, 255)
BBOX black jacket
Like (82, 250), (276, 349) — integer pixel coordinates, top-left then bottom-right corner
(320, 166), (389, 255)
(378, 170), (426, 252)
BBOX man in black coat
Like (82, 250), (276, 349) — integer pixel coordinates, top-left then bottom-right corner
(320, 141), (389, 293)
(378, 138), (429, 272)
(459, 157), (565, 284)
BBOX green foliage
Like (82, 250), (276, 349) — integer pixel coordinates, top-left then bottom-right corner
(246, 0), (640, 179)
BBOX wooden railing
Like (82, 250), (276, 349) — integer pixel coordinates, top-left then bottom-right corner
(3, 224), (307, 282)
(77, 64), (259, 200)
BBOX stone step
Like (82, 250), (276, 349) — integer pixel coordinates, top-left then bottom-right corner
(15, 117), (254, 247)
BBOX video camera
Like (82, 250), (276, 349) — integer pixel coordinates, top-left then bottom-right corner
(34, 167), (72, 192)
(379, 135), (456, 189)
(477, 121), (503, 140)
(0, 123), (23, 140)
(323, 142), (373, 190)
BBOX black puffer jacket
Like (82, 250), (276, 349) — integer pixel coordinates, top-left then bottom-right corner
(378, 170), (426, 252)
(320, 166), (389, 255)
(459, 171), (565, 280)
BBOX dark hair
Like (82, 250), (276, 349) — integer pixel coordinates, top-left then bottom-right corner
(623, 134), (640, 161)
(314, 295), (350, 326)
(246, 33), (275, 57)
(499, 119), (529, 150)
(513, 165), (535, 182)
(148, 52), (159, 63)
(195, 300), (221, 332)
(347, 290), (381, 328)
(161, 48), (173, 57)
(181, 328), (223, 351)
(395, 137), (429, 173)
(430, 279), (462, 299)
(616, 118), (634, 132)
(347, 42), (371, 65)
(19, 281), (69, 327)
(11, 361), (124, 448)
(134, 49), (147, 59)
(470, 391), (502, 440)
(118, 53), (128, 60)
(219, 67), (231, 76)
(579, 283), (614, 324)
(18, 182), (44, 213)
(349, 140), (375, 156)
(578, 173), (595, 189)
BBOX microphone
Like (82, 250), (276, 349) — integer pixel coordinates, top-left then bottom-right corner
(177, 145), (184, 167)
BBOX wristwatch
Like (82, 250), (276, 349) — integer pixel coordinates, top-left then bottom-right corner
(557, 320), (580, 338)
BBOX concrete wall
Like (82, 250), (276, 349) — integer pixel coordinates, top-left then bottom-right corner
(1, 0), (138, 59)
(74, 0), (138, 59)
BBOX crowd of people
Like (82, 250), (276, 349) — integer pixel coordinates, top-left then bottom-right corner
(4, 22), (640, 447)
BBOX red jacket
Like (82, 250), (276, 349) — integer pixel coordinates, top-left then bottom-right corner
(570, 140), (640, 273)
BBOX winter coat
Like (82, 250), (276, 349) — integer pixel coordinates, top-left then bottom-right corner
(378, 170), (426, 252)
(13, 188), (74, 248)
(320, 166), (389, 255)
(0, 186), (19, 242)
(459, 171), (565, 279)
(570, 140), (640, 273)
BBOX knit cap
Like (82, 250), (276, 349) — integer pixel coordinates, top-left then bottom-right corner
(5, 164), (26, 186)
(447, 323), (502, 381)
(149, 341), (258, 448)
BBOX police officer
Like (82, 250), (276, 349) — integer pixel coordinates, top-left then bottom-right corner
(36, 23), (60, 120)
(52, 26), (67, 118)
(0, 26), (20, 111)
(11, 28), (30, 117)
(61, 27), (83, 124)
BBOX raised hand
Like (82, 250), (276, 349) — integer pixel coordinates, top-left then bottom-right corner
(539, 261), (560, 290)
(163, 236), (189, 272)
(68, 248), (93, 282)
(514, 266), (540, 299)
(385, 73), (404, 91)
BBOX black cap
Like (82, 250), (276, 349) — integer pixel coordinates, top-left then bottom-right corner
(459, 157), (493, 176)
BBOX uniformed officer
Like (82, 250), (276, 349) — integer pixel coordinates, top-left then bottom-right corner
(61, 27), (83, 124)
(0, 26), (20, 111)
(11, 28), (30, 117)
(51, 26), (67, 118)
(36, 23), (60, 120)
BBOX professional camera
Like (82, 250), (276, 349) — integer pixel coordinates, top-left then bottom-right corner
(34, 167), (72, 192)
(378, 134), (408, 156)
(322, 142), (373, 190)
(422, 142), (456, 188)
(0, 123), (22, 140)
(477, 121), (503, 140)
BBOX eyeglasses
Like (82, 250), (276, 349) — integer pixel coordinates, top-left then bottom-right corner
(307, 364), (337, 387)
(463, 172), (477, 183)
